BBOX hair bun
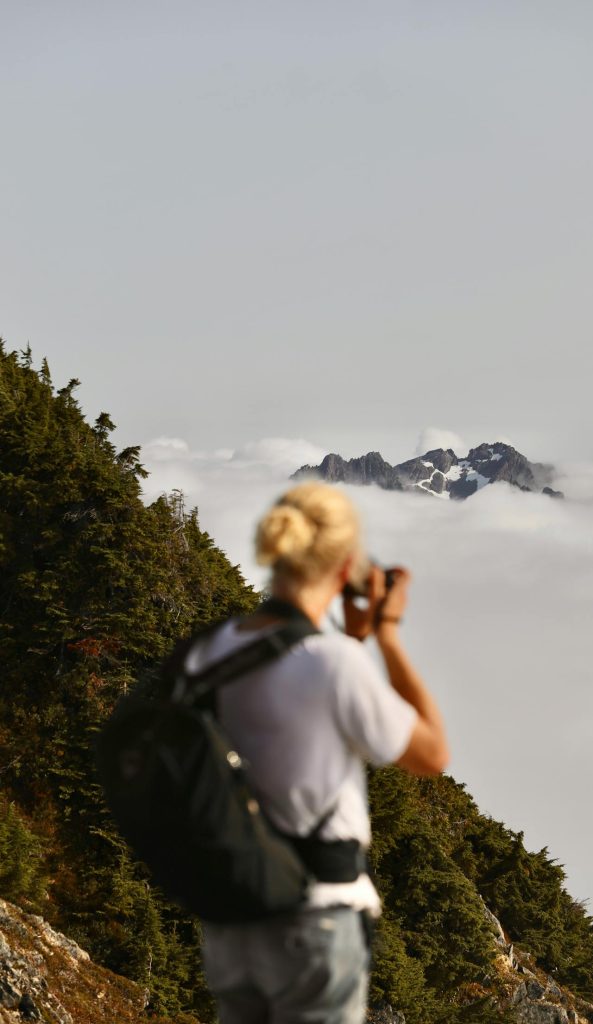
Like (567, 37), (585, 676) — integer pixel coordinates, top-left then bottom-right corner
(254, 481), (362, 581)
(255, 504), (316, 566)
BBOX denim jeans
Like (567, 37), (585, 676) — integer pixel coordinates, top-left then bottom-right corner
(202, 906), (370, 1024)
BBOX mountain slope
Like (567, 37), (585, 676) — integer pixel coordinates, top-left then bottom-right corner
(0, 897), (150, 1024)
(1, 887), (592, 1024)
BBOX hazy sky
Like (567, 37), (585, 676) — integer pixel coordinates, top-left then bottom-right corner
(142, 438), (593, 906)
(2, 1), (593, 463)
(2, 2), (593, 901)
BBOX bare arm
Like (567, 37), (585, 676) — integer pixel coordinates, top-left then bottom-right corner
(343, 566), (449, 776)
(376, 624), (449, 774)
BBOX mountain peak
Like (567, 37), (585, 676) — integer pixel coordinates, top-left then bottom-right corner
(292, 442), (563, 500)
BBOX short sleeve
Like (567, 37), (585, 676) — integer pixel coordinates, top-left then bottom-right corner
(328, 635), (418, 766)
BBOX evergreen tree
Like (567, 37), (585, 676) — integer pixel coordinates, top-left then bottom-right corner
(0, 340), (256, 1014)
(0, 799), (47, 908)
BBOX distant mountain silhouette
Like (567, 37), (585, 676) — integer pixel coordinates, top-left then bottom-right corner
(292, 442), (564, 499)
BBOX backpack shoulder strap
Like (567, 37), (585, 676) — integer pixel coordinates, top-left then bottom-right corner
(168, 618), (320, 705)
(156, 621), (221, 698)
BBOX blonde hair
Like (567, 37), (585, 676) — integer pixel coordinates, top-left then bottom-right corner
(255, 481), (365, 583)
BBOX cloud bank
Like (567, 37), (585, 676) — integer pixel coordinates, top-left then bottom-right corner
(142, 437), (593, 907)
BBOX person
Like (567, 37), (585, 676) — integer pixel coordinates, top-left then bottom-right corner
(193, 481), (449, 1024)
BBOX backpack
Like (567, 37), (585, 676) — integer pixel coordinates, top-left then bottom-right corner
(96, 617), (324, 922)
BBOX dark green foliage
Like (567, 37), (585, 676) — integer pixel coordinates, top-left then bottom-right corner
(369, 914), (434, 1023)
(0, 341), (255, 1016)
(369, 768), (519, 1021)
(0, 799), (47, 908)
(369, 768), (593, 1016)
(406, 773), (593, 1001)
(1, 340), (592, 1021)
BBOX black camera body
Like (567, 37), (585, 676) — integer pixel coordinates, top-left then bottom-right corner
(343, 565), (396, 600)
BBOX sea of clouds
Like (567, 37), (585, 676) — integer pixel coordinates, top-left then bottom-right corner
(142, 433), (593, 907)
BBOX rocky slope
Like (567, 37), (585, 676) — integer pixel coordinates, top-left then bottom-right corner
(2, 893), (592, 1024)
(369, 904), (593, 1024)
(293, 442), (564, 500)
(0, 899), (149, 1024)
(479, 903), (593, 1024)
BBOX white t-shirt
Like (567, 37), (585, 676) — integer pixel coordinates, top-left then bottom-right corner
(185, 621), (417, 913)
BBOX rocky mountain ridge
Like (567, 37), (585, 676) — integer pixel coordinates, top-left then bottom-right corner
(2, 894), (592, 1024)
(293, 442), (564, 500)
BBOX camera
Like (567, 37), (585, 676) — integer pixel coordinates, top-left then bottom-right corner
(343, 564), (396, 600)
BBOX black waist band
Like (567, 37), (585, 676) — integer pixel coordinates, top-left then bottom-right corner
(283, 836), (366, 883)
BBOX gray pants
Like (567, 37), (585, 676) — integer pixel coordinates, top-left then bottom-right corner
(202, 906), (370, 1024)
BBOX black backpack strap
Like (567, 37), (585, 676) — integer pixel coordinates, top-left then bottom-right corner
(172, 618), (320, 704)
(156, 622), (222, 700)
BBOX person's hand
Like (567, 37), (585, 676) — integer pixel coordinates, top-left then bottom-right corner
(375, 567), (410, 638)
(342, 583), (373, 641)
(343, 565), (410, 641)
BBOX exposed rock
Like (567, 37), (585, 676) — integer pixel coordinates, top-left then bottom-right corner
(429, 471), (445, 494)
(29, 917), (89, 964)
(525, 980), (548, 1001)
(294, 452), (403, 490)
(481, 901), (507, 948)
(514, 1003), (569, 1023)
(293, 441), (561, 501)
(0, 898), (146, 1023)
(505, 959), (593, 1024)
(546, 980), (565, 1002)
(367, 1005), (406, 1023)
(423, 448), (457, 474)
(0, 979), (20, 1009)
(574, 1002), (593, 1024)
(396, 459), (432, 485)
(18, 993), (41, 1020)
(448, 475), (479, 500)
(476, 896), (593, 1024)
